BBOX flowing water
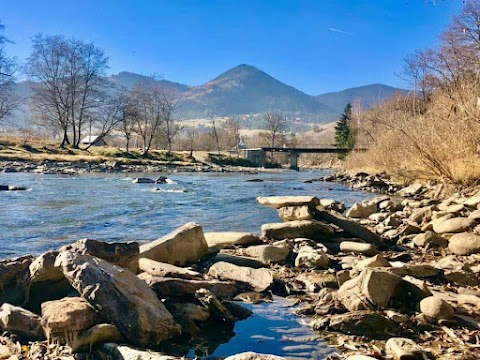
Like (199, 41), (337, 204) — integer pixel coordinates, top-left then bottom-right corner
(0, 169), (374, 359)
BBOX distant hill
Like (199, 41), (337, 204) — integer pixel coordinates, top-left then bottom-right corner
(4, 65), (405, 129)
(315, 84), (405, 114)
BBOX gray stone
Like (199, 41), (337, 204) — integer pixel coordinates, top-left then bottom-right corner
(56, 251), (180, 345)
(256, 196), (320, 209)
(346, 200), (377, 218)
(243, 244), (290, 265)
(385, 337), (426, 360)
(448, 233), (480, 255)
(137, 223), (208, 267)
(412, 231), (448, 248)
(138, 258), (201, 279)
(433, 217), (476, 234)
(294, 246), (329, 269)
(204, 232), (260, 253)
(277, 205), (314, 221)
(0, 303), (44, 339)
(208, 262), (274, 292)
(339, 241), (379, 256)
(420, 296), (455, 320)
(261, 220), (334, 241)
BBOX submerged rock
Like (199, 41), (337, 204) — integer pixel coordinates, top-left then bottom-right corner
(132, 177), (155, 184)
(56, 251), (181, 345)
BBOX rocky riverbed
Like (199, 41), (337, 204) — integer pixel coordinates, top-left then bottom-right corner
(1, 188), (480, 359)
(0, 159), (260, 177)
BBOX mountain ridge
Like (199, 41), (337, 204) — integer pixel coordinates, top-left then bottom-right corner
(6, 64), (405, 128)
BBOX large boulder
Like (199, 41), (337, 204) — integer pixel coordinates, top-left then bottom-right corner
(56, 251), (181, 346)
(138, 258), (201, 280)
(0, 303), (44, 339)
(448, 233), (480, 255)
(204, 232), (260, 253)
(60, 238), (139, 271)
(261, 220), (334, 241)
(432, 217), (476, 234)
(256, 196), (320, 209)
(139, 274), (240, 300)
(41, 297), (101, 345)
(412, 231), (448, 248)
(336, 269), (403, 311)
(243, 244), (290, 265)
(208, 262), (274, 292)
(26, 251), (75, 312)
(0, 255), (34, 305)
(346, 201), (377, 219)
(137, 223), (208, 267)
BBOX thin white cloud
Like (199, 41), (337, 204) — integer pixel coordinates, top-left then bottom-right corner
(328, 27), (353, 35)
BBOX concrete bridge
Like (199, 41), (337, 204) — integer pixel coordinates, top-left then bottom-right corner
(242, 146), (363, 170)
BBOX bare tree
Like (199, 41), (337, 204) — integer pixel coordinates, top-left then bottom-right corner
(118, 89), (138, 152)
(259, 111), (287, 148)
(0, 23), (21, 125)
(26, 34), (108, 147)
(210, 118), (221, 154)
(221, 117), (241, 157)
(185, 126), (198, 157)
(129, 81), (165, 156)
(83, 92), (125, 150)
(159, 88), (180, 153)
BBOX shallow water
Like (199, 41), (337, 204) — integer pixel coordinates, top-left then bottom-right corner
(0, 170), (372, 259)
(0, 169), (374, 359)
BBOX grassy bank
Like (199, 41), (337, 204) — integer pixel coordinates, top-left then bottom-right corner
(0, 137), (197, 166)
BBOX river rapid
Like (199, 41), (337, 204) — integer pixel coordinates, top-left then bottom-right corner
(0, 169), (375, 359)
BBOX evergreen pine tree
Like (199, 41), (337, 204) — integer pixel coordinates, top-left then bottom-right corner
(334, 103), (355, 160)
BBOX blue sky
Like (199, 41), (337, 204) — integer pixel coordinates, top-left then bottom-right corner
(1, 0), (463, 94)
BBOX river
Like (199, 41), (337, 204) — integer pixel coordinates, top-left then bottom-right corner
(0, 169), (374, 359)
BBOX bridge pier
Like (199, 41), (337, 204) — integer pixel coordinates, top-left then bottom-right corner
(290, 151), (299, 171)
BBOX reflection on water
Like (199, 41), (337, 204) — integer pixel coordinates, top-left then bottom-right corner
(0, 170), (373, 258)
(158, 298), (337, 360)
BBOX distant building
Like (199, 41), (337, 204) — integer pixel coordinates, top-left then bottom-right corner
(239, 138), (247, 149)
(81, 135), (108, 147)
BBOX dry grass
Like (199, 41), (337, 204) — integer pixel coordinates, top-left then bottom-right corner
(0, 136), (196, 166)
(346, 92), (480, 186)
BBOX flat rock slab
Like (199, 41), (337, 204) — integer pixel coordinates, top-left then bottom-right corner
(208, 261), (274, 292)
(213, 253), (266, 269)
(243, 244), (290, 265)
(256, 196), (320, 209)
(204, 232), (261, 253)
(432, 217), (476, 234)
(56, 251), (180, 346)
(137, 223), (208, 267)
(96, 343), (181, 360)
(138, 258), (201, 279)
(261, 220), (334, 241)
(139, 274), (240, 300)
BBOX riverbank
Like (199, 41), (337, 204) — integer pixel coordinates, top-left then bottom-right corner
(1, 191), (480, 359)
